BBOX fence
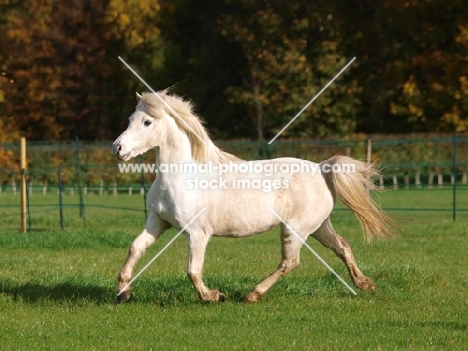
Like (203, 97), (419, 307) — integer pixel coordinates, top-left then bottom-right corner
(1, 136), (467, 231)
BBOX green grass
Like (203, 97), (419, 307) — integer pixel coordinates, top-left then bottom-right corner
(0, 190), (467, 350)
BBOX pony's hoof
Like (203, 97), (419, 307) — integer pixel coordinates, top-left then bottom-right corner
(116, 290), (131, 304)
(218, 292), (226, 302)
(245, 291), (260, 304)
(356, 277), (376, 292)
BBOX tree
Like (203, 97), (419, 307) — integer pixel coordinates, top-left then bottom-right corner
(0, 0), (163, 140)
(220, 0), (361, 140)
(155, 0), (250, 139)
(340, 0), (468, 133)
(2, 0), (468, 142)
(1, 0), (63, 139)
(103, 0), (164, 139)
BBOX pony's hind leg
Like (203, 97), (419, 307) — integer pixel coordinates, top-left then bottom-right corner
(245, 223), (303, 303)
(312, 217), (376, 291)
(117, 213), (170, 303)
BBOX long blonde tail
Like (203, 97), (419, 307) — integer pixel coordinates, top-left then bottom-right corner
(322, 155), (396, 242)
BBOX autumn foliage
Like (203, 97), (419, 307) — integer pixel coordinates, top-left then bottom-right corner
(0, 0), (467, 142)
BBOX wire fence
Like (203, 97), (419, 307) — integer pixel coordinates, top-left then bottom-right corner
(1, 136), (467, 231)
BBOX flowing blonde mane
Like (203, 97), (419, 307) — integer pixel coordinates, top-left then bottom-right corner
(138, 91), (242, 164)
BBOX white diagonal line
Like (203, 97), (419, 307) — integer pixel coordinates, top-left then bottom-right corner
(268, 57), (356, 144)
(117, 208), (206, 296)
(118, 56), (207, 145)
(268, 207), (357, 296)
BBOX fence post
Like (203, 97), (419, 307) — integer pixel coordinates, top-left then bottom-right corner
(58, 165), (64, 231)
(75, 137), (86, 228)
(366, 138), (372, 166)
(366, 139), (372, 193)
(20, 137), (27, 233)
(452, 135), (457, 222)
(26, 175), (31, 232)
(415, 172), (421, 187)
(344, 146), (351, 157)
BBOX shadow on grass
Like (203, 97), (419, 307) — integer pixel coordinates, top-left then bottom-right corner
(389, 320), (468, 332)
(109, 276), (323, 305)
(126, 275), (252, 306)
(0, 274), (354, 306)
(125, 274), (354, 305)
(0, 279), (114, 304)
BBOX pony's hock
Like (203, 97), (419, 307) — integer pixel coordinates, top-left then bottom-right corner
(113, 91), (395, 304)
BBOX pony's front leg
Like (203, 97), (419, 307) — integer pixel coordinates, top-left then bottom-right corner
(117, 213), (170, 303)
(186, 232), (225, 302)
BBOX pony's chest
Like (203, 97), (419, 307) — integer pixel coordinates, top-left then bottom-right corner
(147, 179), (191, 221)
(147, 187), (174, 216)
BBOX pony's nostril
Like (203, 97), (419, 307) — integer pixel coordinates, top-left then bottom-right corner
(113, 143), (122, 155)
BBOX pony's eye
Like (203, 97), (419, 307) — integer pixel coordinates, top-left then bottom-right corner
(143, 120), (152, 127)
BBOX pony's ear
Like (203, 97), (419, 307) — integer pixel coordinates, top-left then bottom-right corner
(136, 92), (142, 102)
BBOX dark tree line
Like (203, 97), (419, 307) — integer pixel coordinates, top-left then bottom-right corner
(1, 0), (467, 142)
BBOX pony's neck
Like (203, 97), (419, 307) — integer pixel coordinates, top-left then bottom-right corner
(153, 109), (242, 168)
(157, 121), (193, 165)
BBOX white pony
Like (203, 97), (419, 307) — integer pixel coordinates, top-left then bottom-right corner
(113, 91), (395, 303)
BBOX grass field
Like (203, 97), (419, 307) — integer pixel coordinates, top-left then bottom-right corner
(0, 189), (467, 350)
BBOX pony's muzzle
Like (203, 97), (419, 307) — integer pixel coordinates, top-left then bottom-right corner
(113, 141), (131, 161)
(112, 142), (121, 155)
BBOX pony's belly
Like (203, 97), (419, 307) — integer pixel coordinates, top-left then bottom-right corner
(211, 223), (278, 238)
(207, 205), (282, 238)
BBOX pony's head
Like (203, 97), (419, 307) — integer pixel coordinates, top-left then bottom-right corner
(112, 92), (169, 161)
(113, 91), (242, 163)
